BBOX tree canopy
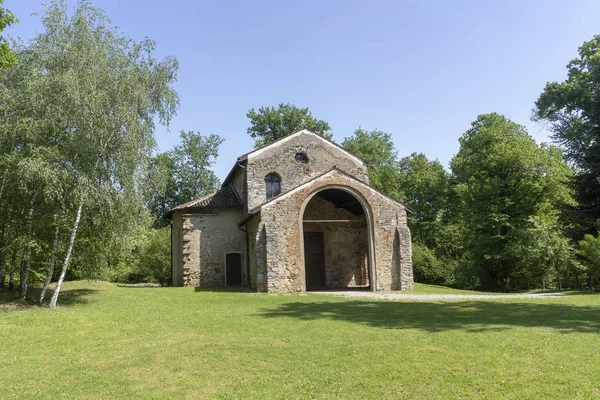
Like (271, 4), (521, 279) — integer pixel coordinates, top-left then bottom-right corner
(0, 0), (179, 306)
(342, 128), (402, 199)
(0, 0), (16, 68)
(247, 103), (332, 147)
(533, 34), (600, 235)
(146, 131), (223, 227)
(451, 113), (574, 291)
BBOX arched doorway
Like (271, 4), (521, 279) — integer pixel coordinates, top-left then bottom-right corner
(300, 187), (374, 291)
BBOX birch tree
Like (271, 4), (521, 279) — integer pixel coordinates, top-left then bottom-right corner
(0, 0), (179, 305)
(40, 1), (178, 308)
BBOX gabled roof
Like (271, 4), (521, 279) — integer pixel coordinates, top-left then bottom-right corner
(239, 129), (368, 165)
(166, 186), (243, 215)
(238, 167), (412, 226)
(222, 129), (369, 187)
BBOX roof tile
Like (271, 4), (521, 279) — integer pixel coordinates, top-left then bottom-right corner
(170, 186), (242, 212)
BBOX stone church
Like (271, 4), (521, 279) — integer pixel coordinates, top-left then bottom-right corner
(168, 129), (413, 292)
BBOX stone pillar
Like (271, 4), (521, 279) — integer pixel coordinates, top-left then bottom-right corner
(182, 217), (201, 287)
(397, 224), (414, 290)
(255, 223), (267, 292)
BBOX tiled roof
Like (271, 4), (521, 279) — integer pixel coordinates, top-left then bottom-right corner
(169, 186), (243, 213)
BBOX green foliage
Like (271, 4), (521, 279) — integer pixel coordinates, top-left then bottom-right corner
(0, 0), (179, 303)
(145, 130), (223, 226)
(342, 130), (462, 286)
(106, 226), (171, 285)
(451, 113), (575, 291)
(342, 128), (403, 199)
(578, 233), (600, 287)
(172, 131), (223, 201)
(137, 227), (171, 285)
(247, 103), (331, 147)
(411, 243), (455, 285)
(510, 215), (581, 290)
(533, 34), (600, 235)
(397, 153), (452, 247)
(144, 152), (178, 226)
(0, 0), (17, 68)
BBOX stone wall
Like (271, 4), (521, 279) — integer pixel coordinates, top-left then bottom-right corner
(245, 131), (369, 210)
(247, 215), (260, 290)
(255, 169), (413, 292)
(230, 167), (245, 206)
(180, 208), (245, 287)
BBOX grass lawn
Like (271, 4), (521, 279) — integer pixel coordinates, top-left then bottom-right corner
(389, 283), (505, 295)
(1, 282), (599, 399)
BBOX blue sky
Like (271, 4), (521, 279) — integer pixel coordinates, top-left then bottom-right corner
(5, 0), (600, 180)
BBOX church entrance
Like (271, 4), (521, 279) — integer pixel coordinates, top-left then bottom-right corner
(301, 187), (371, 291)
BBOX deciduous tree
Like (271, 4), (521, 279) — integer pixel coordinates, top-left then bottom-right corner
(0, 0), (16, 68)
(247, 103), (331, 147)
(145, 131), (223, 227)
(533, 34), (600, 235)
(342, 128), (402, 199)
(451, 113), (574, 291)
(0, 0), (179, 306)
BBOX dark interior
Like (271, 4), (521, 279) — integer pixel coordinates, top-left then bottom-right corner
(315, 189), (364, 215)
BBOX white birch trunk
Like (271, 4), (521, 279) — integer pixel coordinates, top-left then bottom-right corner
(19, 192), (37, 301)
(39, 221), (61, 305)
(49, 200), (83, 309)
(8, 246), (17, 290)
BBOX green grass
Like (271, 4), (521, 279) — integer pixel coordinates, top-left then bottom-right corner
(1, 282), (600, 399)
(395, 283), (504, 294)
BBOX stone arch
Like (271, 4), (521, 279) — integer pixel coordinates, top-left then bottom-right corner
(299, 184), (377, 291)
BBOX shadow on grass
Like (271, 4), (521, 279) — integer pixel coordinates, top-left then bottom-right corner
(0, 287), (99, 310)
(194, 286), (254, 293)
(258, 300), (600, 334)
(116, 283), (162, 288)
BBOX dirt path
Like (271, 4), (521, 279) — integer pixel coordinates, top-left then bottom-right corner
(315, 291), (566, 301)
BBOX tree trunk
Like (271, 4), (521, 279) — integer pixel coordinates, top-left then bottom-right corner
(0, 247), (7, 289)
(0, 169), (7, 204)
(8, 201), (26, 290)
(19, 191), (37, 301)
(49, 201), (83, 309)
(8, 246), (17, 290)
(39, 220), (61, 305)
(0, 226), (7, 288)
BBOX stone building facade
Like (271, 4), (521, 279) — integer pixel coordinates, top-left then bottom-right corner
(168, 129), (413, 292)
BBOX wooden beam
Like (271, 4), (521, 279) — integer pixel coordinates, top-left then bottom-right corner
(335, 200), (359, 209)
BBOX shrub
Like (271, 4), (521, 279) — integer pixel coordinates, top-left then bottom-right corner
(136, 227), (171, 285)
(578, 233), (600, 289)
(412, 242), (454, 285)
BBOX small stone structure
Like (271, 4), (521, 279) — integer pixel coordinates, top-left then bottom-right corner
(168, 129), (413, 292)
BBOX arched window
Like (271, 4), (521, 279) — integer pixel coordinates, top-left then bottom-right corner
(295, 152), (308, 163)
(265, 173), (281, 200)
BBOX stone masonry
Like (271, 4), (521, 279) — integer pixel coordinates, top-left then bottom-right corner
(170, 129), (413, 292)
(249, 168), (413, 292)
